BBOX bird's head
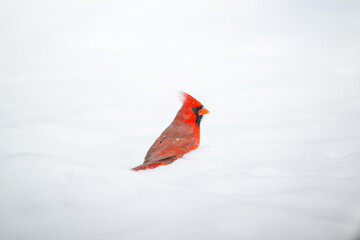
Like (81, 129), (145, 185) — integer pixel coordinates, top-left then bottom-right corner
(176, 92), (209, 126)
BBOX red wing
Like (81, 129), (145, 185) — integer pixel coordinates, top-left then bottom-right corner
(144, 136), (196, 164)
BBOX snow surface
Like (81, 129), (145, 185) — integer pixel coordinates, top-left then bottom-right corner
(1, 0), (360, 240)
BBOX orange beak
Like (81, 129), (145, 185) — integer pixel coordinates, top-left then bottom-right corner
(199, 107), (209, 115)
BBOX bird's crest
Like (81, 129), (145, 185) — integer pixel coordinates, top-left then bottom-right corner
(179, 92), (202, 107)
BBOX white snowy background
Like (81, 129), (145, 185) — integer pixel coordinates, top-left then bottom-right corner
(1, 0), (360, 239)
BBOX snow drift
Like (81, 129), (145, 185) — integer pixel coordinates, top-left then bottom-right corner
(1, 0), (360, 239)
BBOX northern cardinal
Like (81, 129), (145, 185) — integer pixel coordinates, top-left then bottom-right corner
(132, 92), (209, 171)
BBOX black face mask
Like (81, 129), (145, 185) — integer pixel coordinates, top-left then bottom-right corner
(192, 105), (204, 127)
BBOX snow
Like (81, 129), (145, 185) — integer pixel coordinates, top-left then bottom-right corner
(1, 0), (360, 239)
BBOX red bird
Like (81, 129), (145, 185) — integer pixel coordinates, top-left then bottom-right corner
(132, 92), (209, 171)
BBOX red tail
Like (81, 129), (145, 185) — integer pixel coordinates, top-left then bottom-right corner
(132, 160), (176, 171)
